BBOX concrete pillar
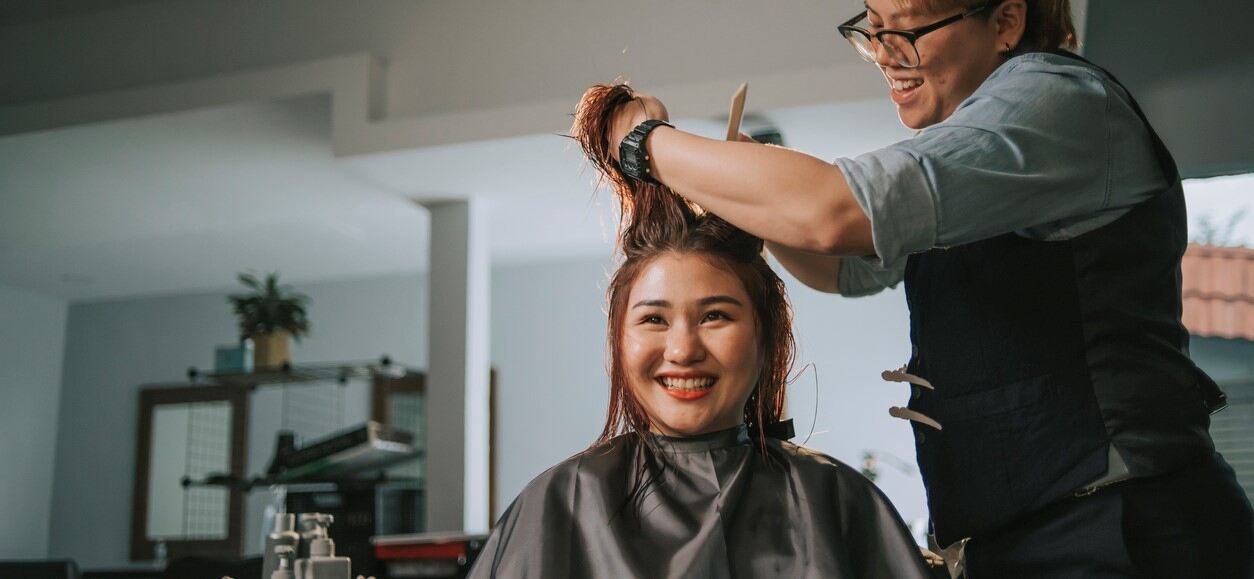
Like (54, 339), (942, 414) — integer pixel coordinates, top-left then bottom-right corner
(422, 200), (491, 533)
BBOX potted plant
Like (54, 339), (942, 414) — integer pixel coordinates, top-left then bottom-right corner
(228, 272), (310, 369)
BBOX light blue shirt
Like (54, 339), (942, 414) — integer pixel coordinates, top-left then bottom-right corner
(834, 52), (1167, 297)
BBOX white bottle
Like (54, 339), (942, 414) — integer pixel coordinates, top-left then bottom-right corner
(271, 545), (296, 579)
(294, 514), (350, 579)
(263, 513), (301, 579)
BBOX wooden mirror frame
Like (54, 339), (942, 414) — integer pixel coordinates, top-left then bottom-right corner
(370, 372), (425, 426)
(129, 384), (249, 562)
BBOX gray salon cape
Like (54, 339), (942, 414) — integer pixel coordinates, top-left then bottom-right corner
(468, 424), (930, 578)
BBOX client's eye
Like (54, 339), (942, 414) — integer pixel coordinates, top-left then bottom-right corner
(702, 310), (732, 323)
(641, 314), (666, 325)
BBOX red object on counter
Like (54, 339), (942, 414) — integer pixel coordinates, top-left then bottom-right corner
(372, 531), (488, 561)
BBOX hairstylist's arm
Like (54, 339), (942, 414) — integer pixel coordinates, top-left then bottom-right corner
(765, 242), (843, 294)
(734, 132), (843, 293)
(611, 95), (874, 256)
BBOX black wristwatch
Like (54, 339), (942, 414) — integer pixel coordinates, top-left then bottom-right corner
(618, 119), (673, 185)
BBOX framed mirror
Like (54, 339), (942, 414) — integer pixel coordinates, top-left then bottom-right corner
(371, 372), (425, 432)
(130, 385), (248, 561)
(372, 372), (426, 482)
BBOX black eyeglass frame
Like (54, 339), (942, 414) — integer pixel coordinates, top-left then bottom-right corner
(837, 0), (1000, 68)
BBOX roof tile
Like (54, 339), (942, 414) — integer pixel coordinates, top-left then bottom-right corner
(1182, 244), (1254, 341)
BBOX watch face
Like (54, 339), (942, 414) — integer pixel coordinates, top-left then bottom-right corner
(619, 121), (665, 182)
(622, 154), (641, 174)
(620, 138), (642, 175)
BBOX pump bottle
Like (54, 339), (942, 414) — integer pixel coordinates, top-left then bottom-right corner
(294, 513), (350, 579)
(263, 513), (301, 579)
(270, 545), (296, 579)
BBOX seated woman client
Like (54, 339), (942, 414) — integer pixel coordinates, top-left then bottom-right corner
(466, 85), (930, 579)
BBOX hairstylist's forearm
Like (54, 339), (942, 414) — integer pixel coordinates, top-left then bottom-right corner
(646, 127), (874, 255)
(765, 241), (842, 294)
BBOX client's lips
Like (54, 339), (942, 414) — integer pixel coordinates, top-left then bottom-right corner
(656, 374), (717, 401)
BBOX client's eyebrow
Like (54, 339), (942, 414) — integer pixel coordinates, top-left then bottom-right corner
(631, 296), (744, 309)
(699, 295), (744, 307)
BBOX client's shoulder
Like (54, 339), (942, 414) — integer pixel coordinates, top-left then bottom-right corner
(771, 440), (878, 488)
(769, 440), (911, 522)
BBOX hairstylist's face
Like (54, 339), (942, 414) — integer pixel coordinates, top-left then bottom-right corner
(866, 0), (1011, 129)
(622, 252), (761, 437)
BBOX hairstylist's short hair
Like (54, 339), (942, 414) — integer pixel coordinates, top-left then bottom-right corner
(895, 0), (1077, 51)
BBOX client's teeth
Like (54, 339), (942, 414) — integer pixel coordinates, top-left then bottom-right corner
(661, 377), (716, 391)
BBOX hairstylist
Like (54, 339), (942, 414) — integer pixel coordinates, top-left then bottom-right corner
(599, 0), (1253, 576)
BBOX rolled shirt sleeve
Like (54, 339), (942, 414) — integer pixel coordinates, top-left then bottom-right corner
(833, 150), (937, 269)
(831, 53), (1163, 294)
(838, 255), (906, 297)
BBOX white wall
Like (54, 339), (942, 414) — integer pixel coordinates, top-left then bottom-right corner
(0, 284), (68, 559)
(489, 259), (615, 514)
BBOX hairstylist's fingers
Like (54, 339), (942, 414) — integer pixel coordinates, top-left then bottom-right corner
(636, 94), (670, 122)
(607, 94), (670, 162)
(607, 104), (638, 162)
(608, 97), (648, 161)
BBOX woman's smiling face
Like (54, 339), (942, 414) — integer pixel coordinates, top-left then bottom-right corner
(865, 0), (1010, 129)
(620, 252), (762, 436)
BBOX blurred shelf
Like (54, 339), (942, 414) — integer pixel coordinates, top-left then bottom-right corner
(186, 357), (422, 389)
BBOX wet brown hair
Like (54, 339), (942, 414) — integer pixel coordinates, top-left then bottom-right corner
(898, 0), (1077, 52)
(571, 83), (795, 460)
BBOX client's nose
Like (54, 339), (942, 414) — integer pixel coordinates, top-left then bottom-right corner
(665, 324), (706, 365)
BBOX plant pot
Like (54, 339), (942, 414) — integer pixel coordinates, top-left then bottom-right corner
(252, 330), (291, 369)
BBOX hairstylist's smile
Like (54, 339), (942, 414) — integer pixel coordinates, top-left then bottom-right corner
(656, 372), (718, 400)
(884, 70), (924, 104)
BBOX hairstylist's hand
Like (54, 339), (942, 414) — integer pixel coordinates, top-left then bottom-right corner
(608, 93), (670, 162)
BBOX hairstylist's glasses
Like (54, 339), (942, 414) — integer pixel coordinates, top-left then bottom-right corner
(838, 0), (998, 68)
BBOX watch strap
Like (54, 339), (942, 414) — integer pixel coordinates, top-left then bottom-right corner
(618, 119), (672, 185)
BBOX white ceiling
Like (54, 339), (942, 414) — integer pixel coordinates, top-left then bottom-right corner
(0, 88), (917, 302)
